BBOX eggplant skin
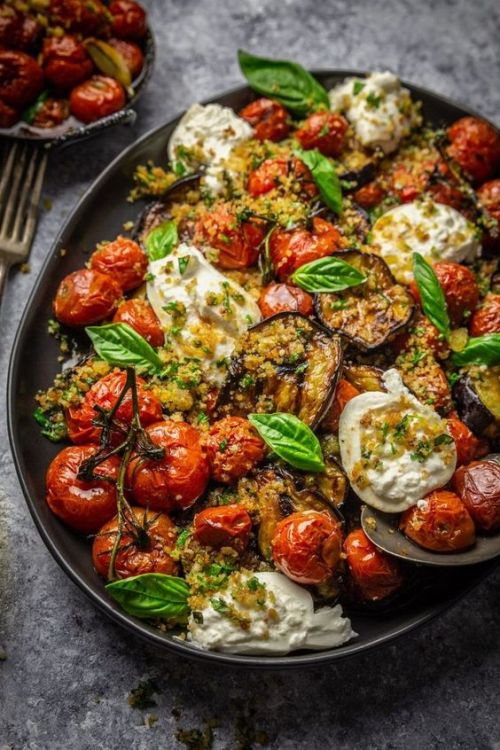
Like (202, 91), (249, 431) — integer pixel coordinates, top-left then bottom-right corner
(314, 250), (415, 351)
(216, 312), (343, 429)
(453, 374), (496, 437)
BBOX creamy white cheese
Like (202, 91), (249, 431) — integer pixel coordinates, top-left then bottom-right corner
(339, 369), (457, 513)
(329, 71), (421, 154)
(370, 198), (479, 284)
(147, 242), (261, 384)
(168, 103), (253, 194)
(187, 571), (356, 655)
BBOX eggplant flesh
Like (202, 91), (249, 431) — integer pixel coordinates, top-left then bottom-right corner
(216, 312), (343, 428)
(453, 369), (500, 438)
(343, 363), (385, 392)
(315, 250), (415, 351)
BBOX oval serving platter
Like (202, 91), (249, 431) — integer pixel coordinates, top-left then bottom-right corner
(7, 71), (500, 668)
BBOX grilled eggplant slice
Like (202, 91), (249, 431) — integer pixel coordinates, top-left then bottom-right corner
(453, 367), (500, 439)
(216, 312), (343, 428)
(343, 363), (385, 392)
(315, 250), (415, 351)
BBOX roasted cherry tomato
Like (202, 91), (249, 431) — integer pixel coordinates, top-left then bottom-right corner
(270, 217), (344, 281)
(49, 0), (108, 35)
(0, 7), (41, 51)
(296, 112), (348, 157)
(69, 75), (125, 124)
(46, 445), (119, 534)
(388, 160), (436, 203)
(392, 312), (449, 361)
(257, 282), (313, 318)
(107, 37), (144, 78)
(193, 505), (252, 551)
(32, 98), (70, 129)
(112, 299), (164, 347)
(92, 508), (178, 579)
(247, 157), (317, 198)
(427, 182), (469, 213)
(446, 414), (489, 467)
(271, 510), (343, 585)
(53, 268), (122, 327)
(447, 117), (500, 184)
(321, 378), (360, 432)
(343, 529), (403, 602)
(469, 293), (500, 336)
(239, 97), (290, 142)
(452, 459), (500, 532)
(477, 178), (500, 221)
(0, 50), (44, 107)
(400, 490), (476, 552)
(205, 416), (266, 484)
(109, 0), (147, 39)
(409, 261), (479, 326)
(89, 236), (147, 291)
(127, 420), (210, 512)
(353, 182), (385, 209)
(65, 370), (162, 445)
(194, 203), (265, 270)
(42, 35), (94, 90)
(0, 99), (19, 128)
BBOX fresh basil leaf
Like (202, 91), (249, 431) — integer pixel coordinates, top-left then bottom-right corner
(294, 147), (342, 214)
(106, 573), (191, 619)
(85, 323), (163, 373)
(33, 407), (67, 442)
(291, 256), (366, 292)
(248, 412), (325, 472)
(22, 91), (49, 124)
(146, 220), (178, 261)
(412, 252), (450, 339)
(451, 334), (500, 366)
(238, 49), (330, 115)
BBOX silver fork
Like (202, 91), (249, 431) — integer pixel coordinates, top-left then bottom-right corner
(0, 141), (48, 303)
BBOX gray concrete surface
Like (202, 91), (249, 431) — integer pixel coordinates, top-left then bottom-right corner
(1, 1), (499, 748)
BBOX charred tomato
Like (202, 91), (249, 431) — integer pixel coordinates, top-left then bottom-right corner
(239, 97), (290, 142)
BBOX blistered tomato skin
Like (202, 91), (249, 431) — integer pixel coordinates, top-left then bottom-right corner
(321, 378), (360, 432)
(257, 282), (313, 318)
(92, 508), (178, 579)
(0, 50), (44, 108)
(271, 510), (343, 585)
(90, 236), (147, 292)
(469, 294), (500, 336)
(0, 8), (41, 51)
(270, 217), (344, 281)
(447, 117), (500, 184)
(353, 183), (385, 209)
(343, 529), (403, 602)
(112, 299), (164, 347)
(69, 75), (126, 124)
(109, 0), (147, 39)
(239, 98), (290, 142)
(107, 38), (144, 78)
(194, 203), (265, 270)
(53, 268), (122, 327)
(296, 112), (348, 157)
(446, 415), (489, 466)
(46, 445), (119, 534)
(409, 261), (479, 326)
(452, 460), (500, 532)
(247, 157), (317, 198)
(193, 505), (253, 551)
(127, 421), (210, 512)
(400, 491), (476, 552)
(42, 35), (93, 90)
(205, 417), (266, 484)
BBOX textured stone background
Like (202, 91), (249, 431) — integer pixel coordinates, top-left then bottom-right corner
(1, 1), (500, 748)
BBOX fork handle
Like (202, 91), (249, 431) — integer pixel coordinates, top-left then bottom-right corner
(0, 258), (9, 305)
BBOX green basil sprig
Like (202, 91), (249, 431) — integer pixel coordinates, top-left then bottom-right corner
(291, 255), (366, 292)
(294, 147), (342, 214)
(22, 91), (49, 124)
(451, 333), (500, 366)
(248, 412), (325, 472)
(106, 573), (191, 619)
(86, 323), (163, 373)
(146, 220), (178, 261)
(238, 49), (330, 116)
(412, 252), (450, 339)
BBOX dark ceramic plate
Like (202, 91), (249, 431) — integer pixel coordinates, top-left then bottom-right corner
(7, 71), (500, 668)
(0, 30), (155, 148)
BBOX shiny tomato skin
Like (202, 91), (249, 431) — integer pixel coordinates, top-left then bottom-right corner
(410, 261), (479, 326)
(427, 182), (468, 213)
(92, 507), (178, 579)
(343, 529), (403, 602)
(257, 282), (313, 318)
(400, 490), (476, 552)
(447, 117), (500, 184)
(452, 460), (500, 532)
(0, 99), (19, 128)
(239, 97), (290, 142)
(270, 217), (344, 281)
(42, 35), (93, 90)
(0, 50), (44, 107)
(32, 98), (70, 129)
(69, 75), (125, 124)
(247, 157), (317, 198)
(193, 505), (252, 551)
(446, 414), (489, 466)
(0, 8), (41, 51)
(112, 299), (164, 347)
(53, 268), (122, 327)
(321, 378), (360, 432)
(205, 417), (266, 484)
(46, 445), (119, 534)
(109, 0), (147, 39)
(469, 293), (500, 336)
(353, 182), (385, 209)
(90, 236), (147, 292)
(127, 420), (210, 512)
(194, 203), (265, 270)
(49, 0), (108, 35)
(271, 510), (343, 585)
(477, 178), (500, 221)
(296, 112), (348, 157)
(107, 37), (144, 78)
(66, 370), (162, 445)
